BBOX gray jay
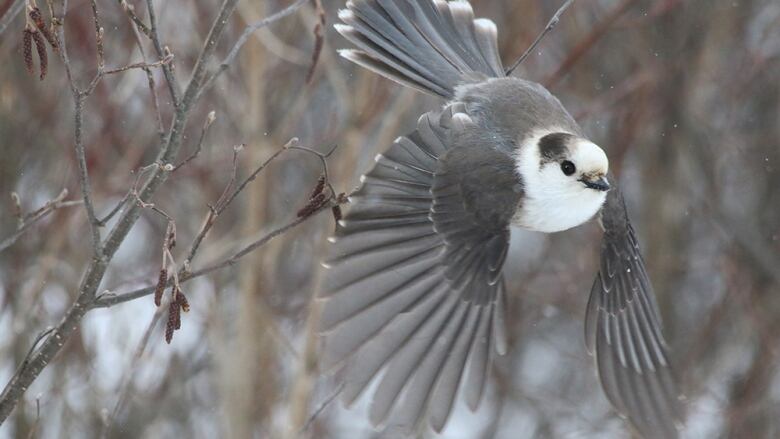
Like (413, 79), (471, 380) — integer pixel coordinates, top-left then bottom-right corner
(317, 1), (683, 437)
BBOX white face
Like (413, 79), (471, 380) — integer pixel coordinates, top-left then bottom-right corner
(514, 130), (609, 233)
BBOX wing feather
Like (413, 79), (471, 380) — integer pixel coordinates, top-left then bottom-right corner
(586, 185), (684, 439)
(320, 104), (517, 434)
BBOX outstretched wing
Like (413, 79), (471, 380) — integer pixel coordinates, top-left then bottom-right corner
(319, 104), (521, 433)
(585, 184), (684, 439)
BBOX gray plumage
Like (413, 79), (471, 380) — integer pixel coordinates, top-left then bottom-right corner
(321, 0), (683, 437)
(586, 187), (684, 439)
(320, 106), (509, 432)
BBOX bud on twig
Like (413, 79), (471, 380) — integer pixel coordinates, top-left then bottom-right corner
(10, 192), (22, 221)
(204, 111), (216, 129)
(163, 46), (174, 71)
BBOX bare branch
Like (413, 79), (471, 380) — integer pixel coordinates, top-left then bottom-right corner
(173, 110), (217, 171)
(199, 0), (309, 98)
(505, 0), (575, 77)
(305, 0), (326, 84)
(73, 96), (102, 247)
(144, 0), (181, 106)
(89, 0), (105, 69)
(286, 143), (340, 198)
(182, 143), (242, 267)
(20, 327), (56, 370)
(117, 0), (151, 38)
(24, 396), (41, 439)
(544, 0), (636, 87)
(102, 54), (174, 75)
(0, 189), (81, 253)
(92, 199), (341, 309)
(218, 139), (293, 211)
(100, 309), (164, 439)
(54, 0), (77, 94)
(96, 192), (130, 226)
(120, 0), (165, 138)
(0, 0), (24, 36)
(94, 138), (343, 309)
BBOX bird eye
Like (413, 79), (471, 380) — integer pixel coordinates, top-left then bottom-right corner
(560, 160), (576, 176)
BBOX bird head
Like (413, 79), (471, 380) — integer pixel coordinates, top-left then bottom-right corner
(539, 132), (609, 191)
(514, 131), (610, 232)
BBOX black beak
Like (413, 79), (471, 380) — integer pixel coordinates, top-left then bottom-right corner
(580, 175), (610, 192)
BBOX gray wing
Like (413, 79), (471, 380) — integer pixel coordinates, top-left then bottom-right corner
(319, 104), (519, 433)
(585, 184), (684, 439)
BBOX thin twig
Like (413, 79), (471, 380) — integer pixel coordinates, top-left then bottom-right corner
(305, 0), (326, 84)
(130, 183), (175, 224)
(82, 54), (172, 97)
(49, 0), (103, 249)
(117, 0), (151, 38)
(89, 0), (104, 69)
(0, 191), (81, 253)
(173, 111), (217, 171)
(0, 327), (55, 420)
(102, 54), (174, 75)
(24, 396), (41, 439)
(96, 192), (130, 226)
(300, 383), (344, 433)
(54, 0), (76, 93)
(100, 309), (164, 439)
(183, 143), (242, 267)
(97, 162), (161, 226)
(286, 143), (339, 198)
(94, 139), (343, 309)
(0, 0), (25, 36)
(121, 2), (165, 138)
(144, 0), (181, 106)
(73, 96), (102, 247)
(219, 138), (297, 210)
(199, 0), (309, 99)
(505, 0), (576, 77)
(544, 0), (636, 87)
(21, 327), (56, 369)
(92, 199), (341, 309)
(21, 189), (66, 222)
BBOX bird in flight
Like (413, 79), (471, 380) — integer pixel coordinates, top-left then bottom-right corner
(317, 1), (684, 437)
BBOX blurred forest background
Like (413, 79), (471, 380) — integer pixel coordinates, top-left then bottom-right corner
(0, 0), (778, 437)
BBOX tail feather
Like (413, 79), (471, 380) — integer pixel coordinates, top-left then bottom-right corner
(336, 0), (505, 98)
